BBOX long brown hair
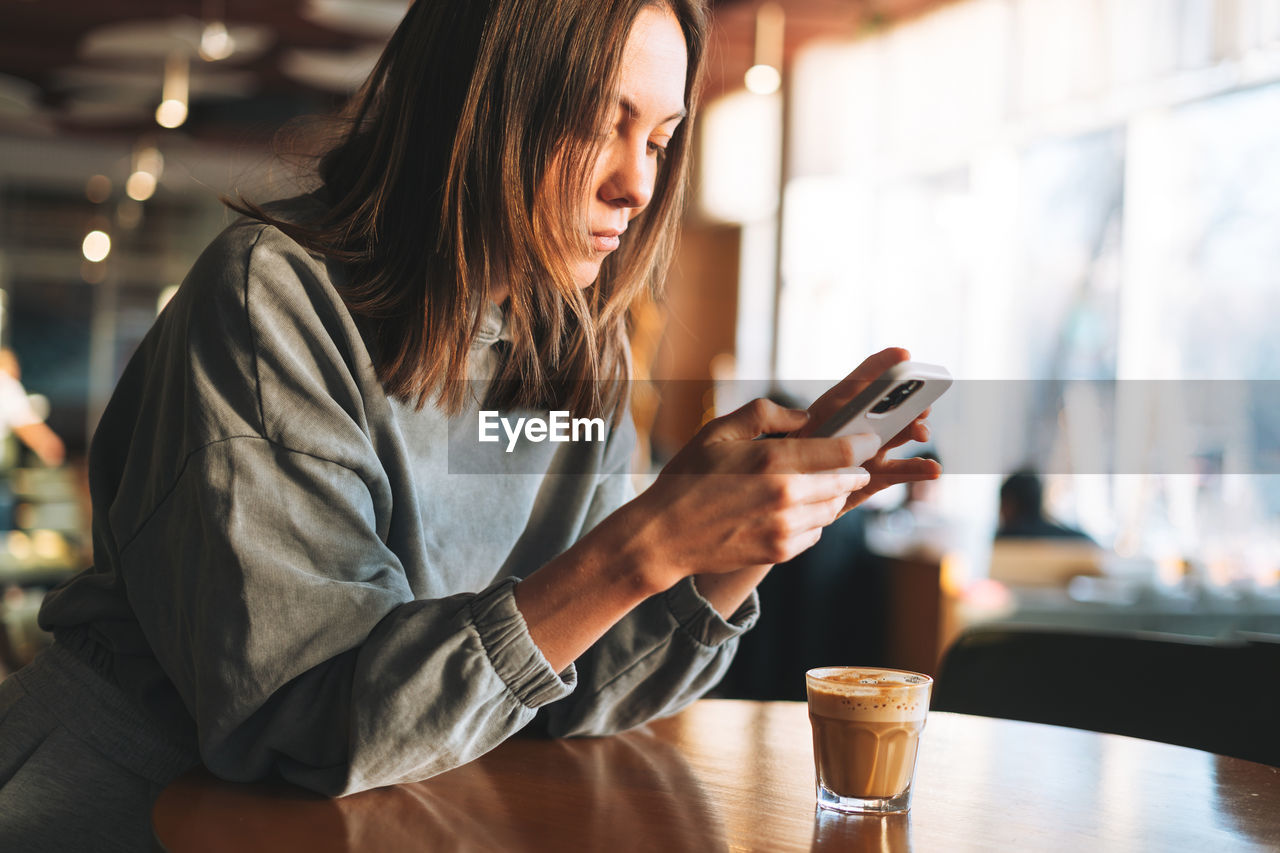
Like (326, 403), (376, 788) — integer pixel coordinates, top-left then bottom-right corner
(229, 0), (707, 419)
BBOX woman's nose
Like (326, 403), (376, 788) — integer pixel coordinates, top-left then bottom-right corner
(598, 140), (654, 211)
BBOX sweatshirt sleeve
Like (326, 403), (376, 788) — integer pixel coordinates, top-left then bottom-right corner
(120, 437), (574, 795)
(529, 411), (760, 738)
(99, 222), (574, 795)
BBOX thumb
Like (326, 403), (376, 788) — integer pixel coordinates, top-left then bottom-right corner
(702, 398), (810, 442)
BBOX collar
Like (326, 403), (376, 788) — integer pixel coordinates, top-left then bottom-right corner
(472, 300), (512, 349)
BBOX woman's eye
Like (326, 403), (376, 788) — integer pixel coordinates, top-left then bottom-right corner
(647, 140), (668, 158)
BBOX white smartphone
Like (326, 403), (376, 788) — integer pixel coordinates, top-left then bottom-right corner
(810, 361), (952, 448)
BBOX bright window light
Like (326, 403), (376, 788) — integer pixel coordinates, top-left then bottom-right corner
(699, 90), (782, 223)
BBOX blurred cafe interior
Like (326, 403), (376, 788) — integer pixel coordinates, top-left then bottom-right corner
(1, 0), (1279, 728)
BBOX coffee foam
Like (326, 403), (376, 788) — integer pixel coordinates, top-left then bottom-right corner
(806, 667), (931, 723)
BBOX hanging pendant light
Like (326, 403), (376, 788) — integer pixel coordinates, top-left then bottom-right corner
(745, 2), (785, 95)
(155, 51), (189, 128)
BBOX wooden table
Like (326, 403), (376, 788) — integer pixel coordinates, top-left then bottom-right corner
(153, 700), (1280, 852)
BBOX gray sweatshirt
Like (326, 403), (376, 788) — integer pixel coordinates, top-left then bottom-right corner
(38, 212), (757, 796)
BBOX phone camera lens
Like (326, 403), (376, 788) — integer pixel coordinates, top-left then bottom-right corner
(870, 380), (921, 414)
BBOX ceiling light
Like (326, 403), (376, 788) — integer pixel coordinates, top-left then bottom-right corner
(199, 21), (236, 62)
(126, 142), (165, 202)
(79, 18), (273, 64)
(126, 144), (164, 200)
(155, 52), (189, 129)
(746, 3), (785, 96)
(156, 99), (187, 128)
(85, 174), (112, 204)
(82, 230), (111, 263)
(125, 171), (157, 201)
(745, 65), (782, 95)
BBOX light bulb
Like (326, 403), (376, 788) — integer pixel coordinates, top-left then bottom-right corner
(126, 171), (157, 201)
(744, 64), (781, 95)
(82, 230), (111, 263)
(155, 99), (188, 129)
(156, 53), (190, 129)
(199, 21), (236, 61)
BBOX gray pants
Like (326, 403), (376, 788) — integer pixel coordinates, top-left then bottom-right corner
(0, 644), (197, 852)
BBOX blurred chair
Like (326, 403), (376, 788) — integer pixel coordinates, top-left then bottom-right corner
(932, 624), (1280, 767)
(988, 539), (1103, 587)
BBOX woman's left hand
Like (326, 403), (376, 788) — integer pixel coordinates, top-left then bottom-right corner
(792, 346), (941, 514)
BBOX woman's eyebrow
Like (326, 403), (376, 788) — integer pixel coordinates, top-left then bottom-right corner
(619, 95), (687, 126)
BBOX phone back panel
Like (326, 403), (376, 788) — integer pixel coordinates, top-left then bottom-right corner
(813, 362), (952, 447)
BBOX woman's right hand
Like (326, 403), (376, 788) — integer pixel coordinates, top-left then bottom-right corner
(517, 398), (877, 671)
(624, 398), (880, 591)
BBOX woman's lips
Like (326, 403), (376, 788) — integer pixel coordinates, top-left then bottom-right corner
(591, 231), (622, 252)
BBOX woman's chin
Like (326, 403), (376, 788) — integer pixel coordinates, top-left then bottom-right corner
(571, 260), (604, 290)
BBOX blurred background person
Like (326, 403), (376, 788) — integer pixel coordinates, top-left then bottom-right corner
(0, 348), (65, 472)
(996, 469), (1092, 542)
(0, 348), (67, 678)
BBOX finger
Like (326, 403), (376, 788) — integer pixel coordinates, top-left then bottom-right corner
(840, 457), (942, 513)
(783, 494), (849, 539)
(773, 433), (881, 473)
(781, 468), (871, 505)
(794, 527), (825, 556)
(882, 409), (931, 452)
(864, 456), (942, 486)
(774, 527), (825, 565)
(800, 347), (911, 432)
(703, 398), (809, 443)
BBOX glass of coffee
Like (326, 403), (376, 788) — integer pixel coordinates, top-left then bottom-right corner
(805, 666), (933, 814)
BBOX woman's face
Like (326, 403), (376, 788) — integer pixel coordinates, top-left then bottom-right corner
(569, 5), (688, 289)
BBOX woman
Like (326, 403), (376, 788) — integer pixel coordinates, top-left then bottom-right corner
(0, 0), (936, 847)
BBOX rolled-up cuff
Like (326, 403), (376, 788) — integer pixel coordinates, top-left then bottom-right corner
(663, 577), (760, 648)
(469, 577), (577, 708)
